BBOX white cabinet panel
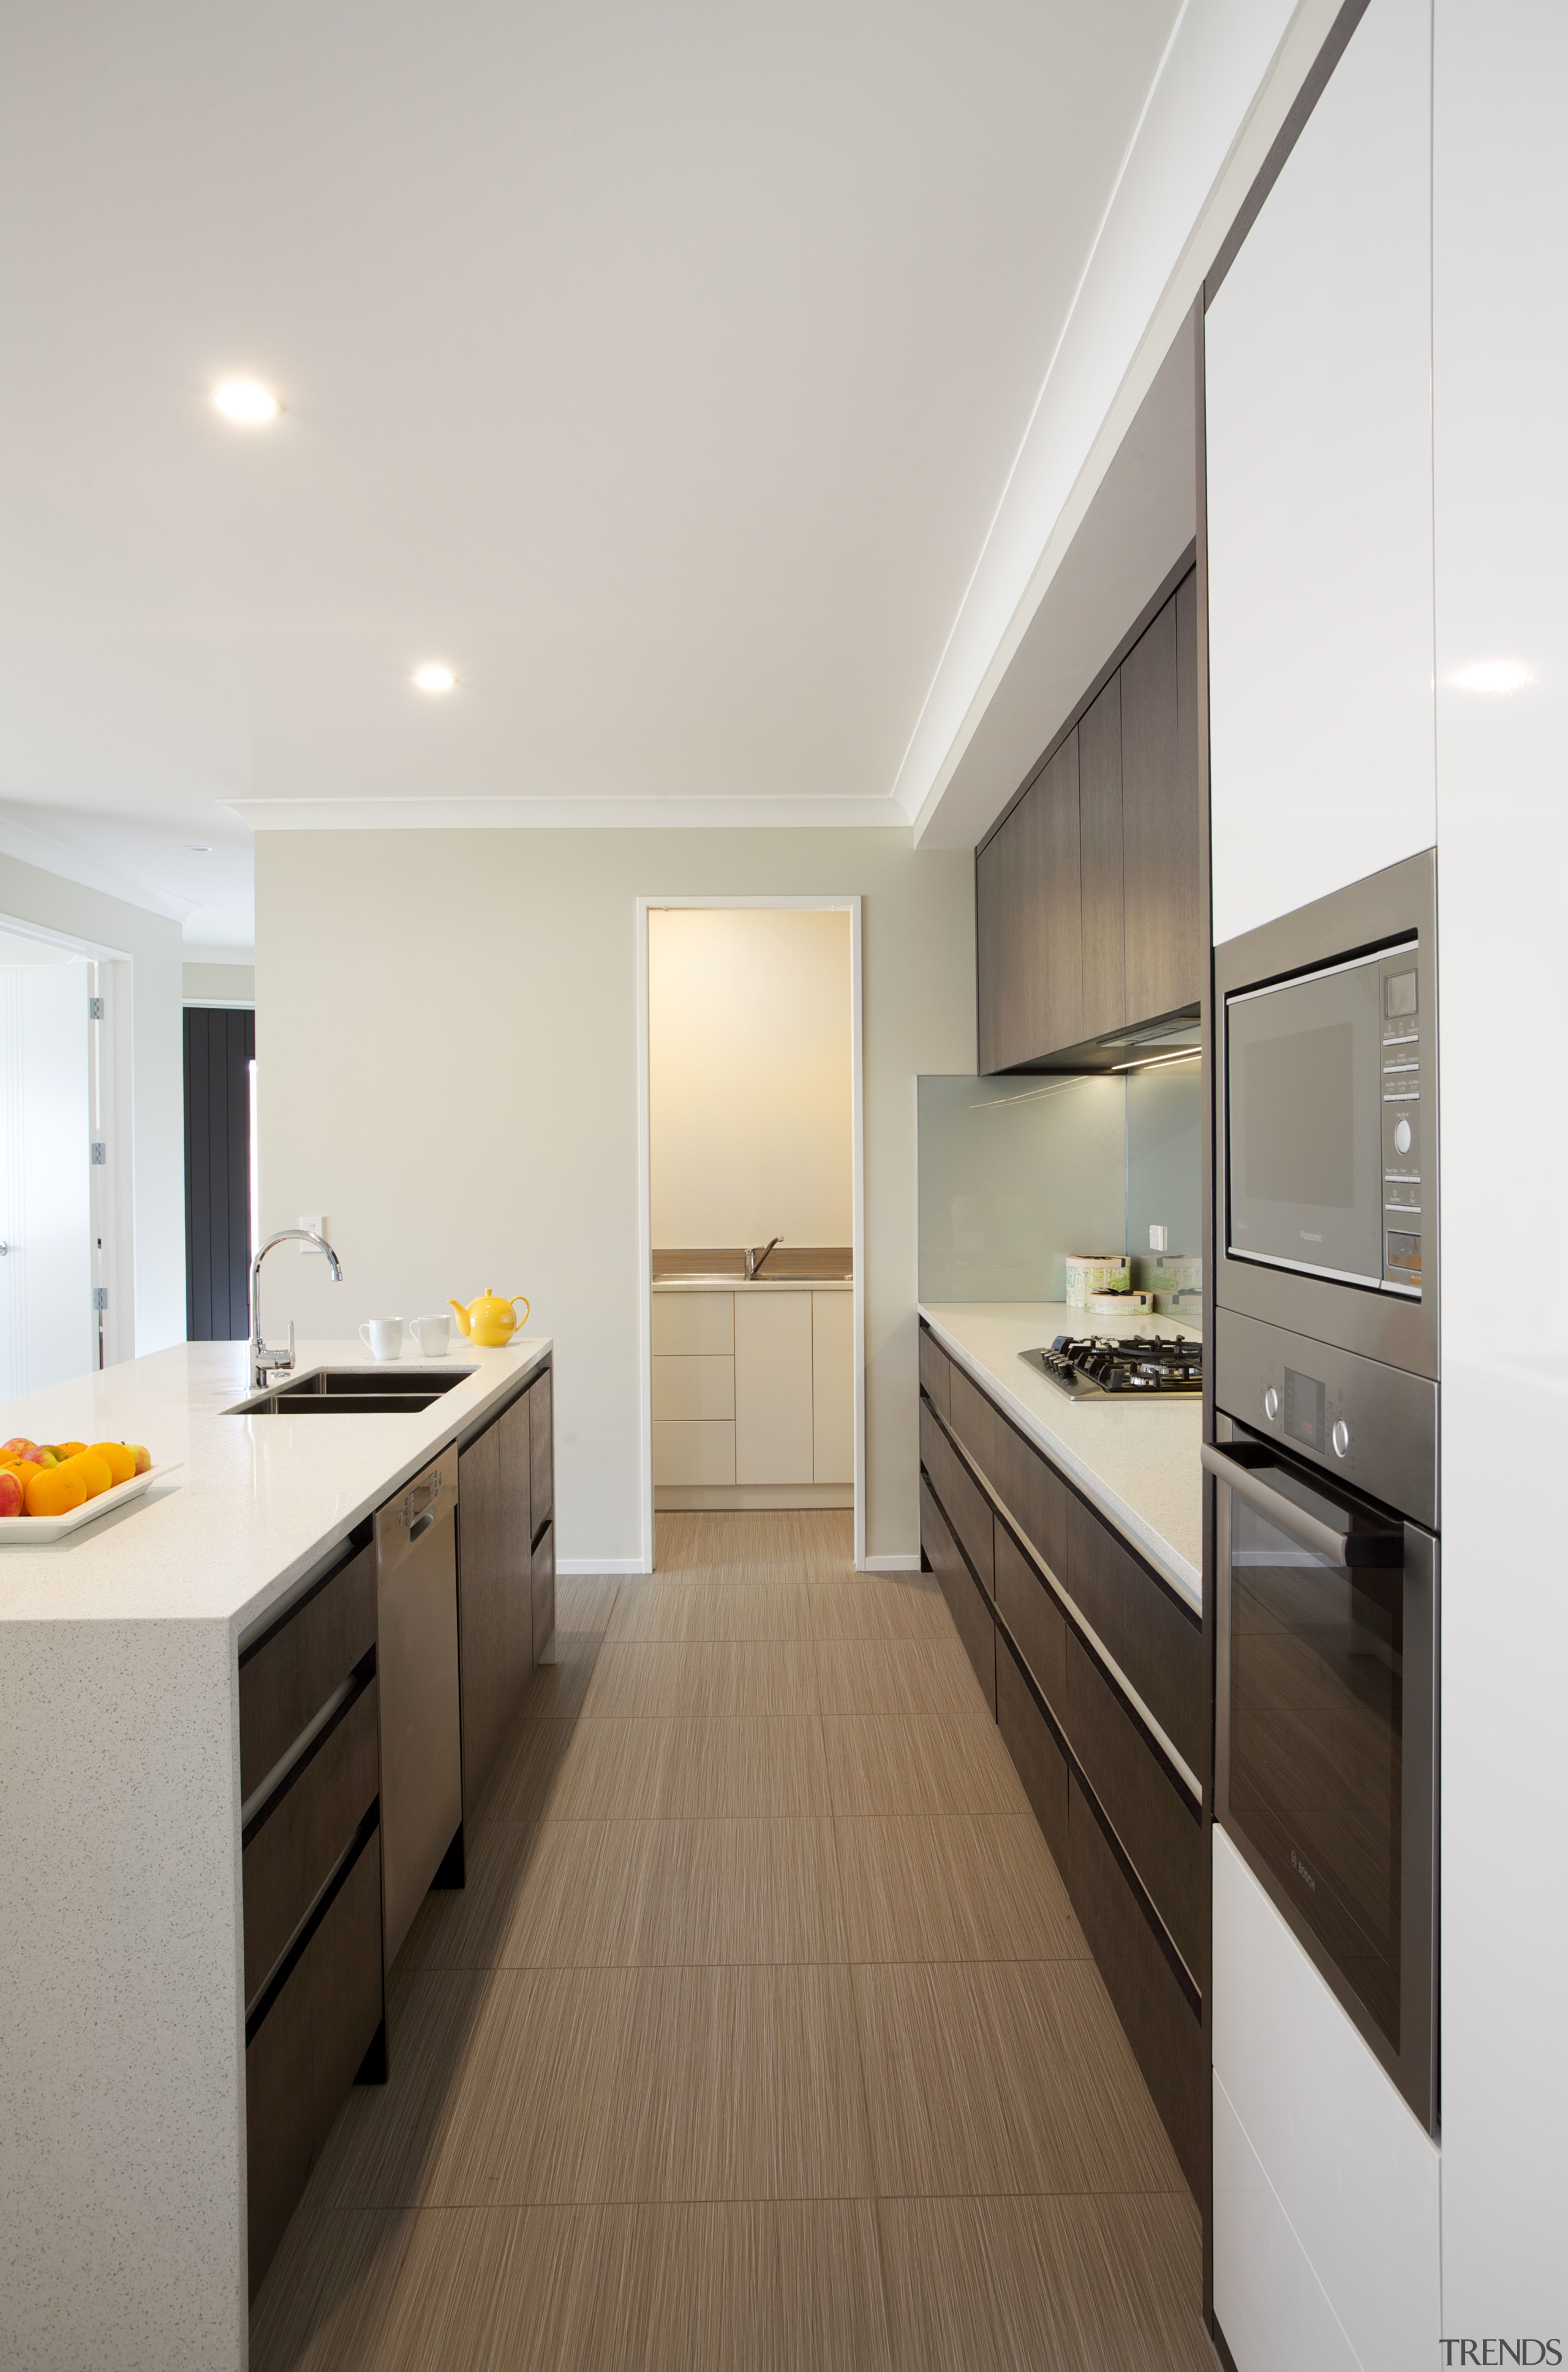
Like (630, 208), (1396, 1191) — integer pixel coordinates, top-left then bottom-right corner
(1205, 0), (1436, 943)
(734, 1291), (814, 1486)
(811, 1293), (853, 1484)
(653, 1420), (735, 1486)
(1213, 2076), (1360, 2372)
(652, 1354), (735, 1421)
(651, 1291), (734, 1356)
(1212, 1827), (1441, 2372)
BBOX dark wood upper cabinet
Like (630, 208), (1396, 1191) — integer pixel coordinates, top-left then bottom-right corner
(974, 561), (1200, 1071)
(1078, 675), (1125, 1042)
(1121, 580), (1203, 1023)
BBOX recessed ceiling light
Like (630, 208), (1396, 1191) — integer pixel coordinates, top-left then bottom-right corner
(413, 662), (457, 694)
(212, 378), (283, 426)
(186, 844), (212, 854)
(1454, 659), (1530, 693)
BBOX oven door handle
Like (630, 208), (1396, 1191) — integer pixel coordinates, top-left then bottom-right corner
(1201, 1441), (1403, 1568)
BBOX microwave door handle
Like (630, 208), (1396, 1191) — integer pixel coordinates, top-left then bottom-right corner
(1200, 1441), (1403, 1568)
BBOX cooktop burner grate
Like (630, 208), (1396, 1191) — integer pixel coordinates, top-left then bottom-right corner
(1020, 1332), (1203, 1402)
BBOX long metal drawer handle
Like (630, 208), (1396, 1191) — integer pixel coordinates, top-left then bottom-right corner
(1200, 1441), (1402, 1569)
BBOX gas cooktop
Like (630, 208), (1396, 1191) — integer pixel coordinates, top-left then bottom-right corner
(1020, 1333), (1204, 1402)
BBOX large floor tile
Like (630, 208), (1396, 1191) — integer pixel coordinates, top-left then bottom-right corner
(835, 1813), (1086, 1965)
(655, 1509), (854, 1580)
(878, 2193), (1213, 2372)
(607, 1579), (812, 1642)
(582, 1638), (819, 1719)
(815, 1635), (985, 1718)
(822, 1710), (1030, 1817)
(852, 1957), (1185, 2199)
(554, 1576), (626, 1637)
(545, 1715), (832, 1819)
(474, 1717), (578, 1826)
(519, 1632), (605, 1723)
(807, 1573), (948, 1640)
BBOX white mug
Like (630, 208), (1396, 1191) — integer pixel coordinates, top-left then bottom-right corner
(360, 1317), (404, 1362)
(407, 1313), (451, 1359)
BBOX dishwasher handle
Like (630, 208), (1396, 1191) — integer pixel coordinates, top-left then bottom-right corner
(375, 1445), (459, 1576)
(1201, 1440), (1403, 1569)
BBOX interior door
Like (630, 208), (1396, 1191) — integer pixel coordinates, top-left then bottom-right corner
(0, 955), (92, 1397)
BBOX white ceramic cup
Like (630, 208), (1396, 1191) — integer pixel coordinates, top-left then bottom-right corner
(408, 1313), (451, 1359)
(360, 1317), (404, 1362)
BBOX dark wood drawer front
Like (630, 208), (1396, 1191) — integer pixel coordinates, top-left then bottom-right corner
(946, 1362), (998, 1485)
(939, 1436), (995, 1600)
(528, 1371), (554, 1524)
(919, 1399), (958, 1522)
(997, 1641), (1068, 1872)
(994, 1523), (1066, 1712)
(242, 1680), (380, 2012)
(1067, 1772), (1206, 2204)
(990, 1415), (1069, 1584)
(1065, 1498), (1204, 1775)
(920, 1479), (995, 1716)
(531, 1518), (556, 1666)
(918, 1328), (950, 1419)
(1065, 1636), (1204, 1984)
(239, 1543), (377, 1800)
(246, 1832), (383, 2299)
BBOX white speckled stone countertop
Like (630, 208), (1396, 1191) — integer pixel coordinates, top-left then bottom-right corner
(0, 1334), (551, 1634)
(918, 1302), (1203, 1611)
(650, 1276), (852, 1292)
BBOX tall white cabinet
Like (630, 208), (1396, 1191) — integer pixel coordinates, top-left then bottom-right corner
(652, 1284), (853, 1508)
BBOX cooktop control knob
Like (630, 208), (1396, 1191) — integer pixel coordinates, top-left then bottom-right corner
(1332, 1418), (1351, 1458)
(1264, 1386), (1280, 1422)
(1394, 1116), (1412, 1155)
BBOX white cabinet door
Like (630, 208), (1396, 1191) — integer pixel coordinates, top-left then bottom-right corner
(653, 1421), (736, 1485)
(811, 1293), (853, 1484)
(733, 1292), (814, 1485)
(651, 1291), (734, 1355)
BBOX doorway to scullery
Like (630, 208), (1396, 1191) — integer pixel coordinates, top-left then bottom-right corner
(636, 896), (865, 1574)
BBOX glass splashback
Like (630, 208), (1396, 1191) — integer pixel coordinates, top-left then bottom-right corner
(917, 1056), (1202, 1311)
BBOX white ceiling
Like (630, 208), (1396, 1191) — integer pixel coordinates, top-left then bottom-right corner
(0, 0), (1188, 940)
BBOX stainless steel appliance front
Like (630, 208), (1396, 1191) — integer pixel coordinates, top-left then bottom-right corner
(1210, 1320), (1438, 2132)
(1215, 848), (1437, 1378)
(374, 1445), (462, 1967)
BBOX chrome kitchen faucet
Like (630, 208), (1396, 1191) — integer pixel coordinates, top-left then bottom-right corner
(745, 1236), (782, 1280)
(250, 1228), (343, 1388)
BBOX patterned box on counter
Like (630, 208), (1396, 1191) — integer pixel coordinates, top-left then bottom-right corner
(1065, 1253), (1131, 1309)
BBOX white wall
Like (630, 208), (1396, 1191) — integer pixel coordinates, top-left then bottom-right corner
(1432, 0), (1568, 2340)
(1205, 0), (1436, 945)
(255, 828), (973, 1566)
(183, 962), (254, 1005)
(0, 854), (186, 1359)
(649, 906), (851, 1249)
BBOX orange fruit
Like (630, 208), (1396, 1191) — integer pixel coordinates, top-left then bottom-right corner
(59, 1449), (114, 1500)
(24, 1463), (88, 1518)
(91, 1442), (137, 1487)
(55, 1440), (88, 1459)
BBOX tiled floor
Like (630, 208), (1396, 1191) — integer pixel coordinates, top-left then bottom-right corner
(252, 1512), (1217, 2371)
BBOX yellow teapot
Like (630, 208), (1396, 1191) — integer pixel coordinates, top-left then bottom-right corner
(448, 1288), (530, 1348)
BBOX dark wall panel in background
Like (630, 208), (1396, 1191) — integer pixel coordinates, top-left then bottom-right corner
(184, 1007), (255, 1341)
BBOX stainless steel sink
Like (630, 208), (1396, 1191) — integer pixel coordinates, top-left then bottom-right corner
(227, 1366), (476, 1416)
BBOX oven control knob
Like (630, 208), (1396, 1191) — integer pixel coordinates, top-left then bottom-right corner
(1264, 1387), (1280, 1422)
(1332, 1419), (1351, 1458)
(1393, 1117), (1412, 1156)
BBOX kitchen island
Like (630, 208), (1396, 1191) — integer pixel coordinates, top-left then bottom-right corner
(0, 1334), (551, 2372)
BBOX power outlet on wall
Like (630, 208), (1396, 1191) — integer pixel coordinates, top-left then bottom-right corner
(299, 1214), (328, 1252)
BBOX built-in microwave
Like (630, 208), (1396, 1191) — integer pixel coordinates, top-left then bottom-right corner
(1215, 850), (1437, 1380)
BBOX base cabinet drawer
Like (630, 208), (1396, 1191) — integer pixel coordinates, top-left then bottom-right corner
(241, 1680), (380, 2011)
(528, 1370), (554, 1525)
(1066, 1497), (1205, 1776)
(1065, 1634), (1205, 1984)
(919, 1400), (994, 1596)
(994, 1522), (1066, 1710)
(918, 1326), (950, 1419)
(531, 1517), (556, 1666)
(246, 1829), (383, 2300)
(991, 1416), (1069, 1584)
(654, 1419), (736, 1485)
(239, 1543), (377, 1800)
(997, 1637), (1068, 1872)
(1066, 1772), (1207, 2202)
(920, 1478), (995, 1715)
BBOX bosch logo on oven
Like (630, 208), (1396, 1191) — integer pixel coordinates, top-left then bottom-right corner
(1289, 1848), (1317, 1894)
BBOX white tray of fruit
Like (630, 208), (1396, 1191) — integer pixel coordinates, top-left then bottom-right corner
(0, 1437), (179, 1541)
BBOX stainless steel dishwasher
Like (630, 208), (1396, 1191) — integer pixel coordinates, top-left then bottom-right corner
(374, 1445), (463, 1966)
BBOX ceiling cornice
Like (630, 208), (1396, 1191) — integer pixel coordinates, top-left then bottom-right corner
(229, 795), (912, 833)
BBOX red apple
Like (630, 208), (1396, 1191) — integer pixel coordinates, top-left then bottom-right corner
(1, 1437), (34, 1459)
(21, 1446), (57, 1467)
(128, 1443), (151, 1475)
(0, 1468), (23, 1518)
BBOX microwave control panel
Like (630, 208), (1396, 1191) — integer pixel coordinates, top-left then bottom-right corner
(1380, 947), (1423, 1294)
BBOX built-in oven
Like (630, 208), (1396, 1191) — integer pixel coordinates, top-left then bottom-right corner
(1208, 1313), (1438, 2131)
(1215, 848), (1436, 1380)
